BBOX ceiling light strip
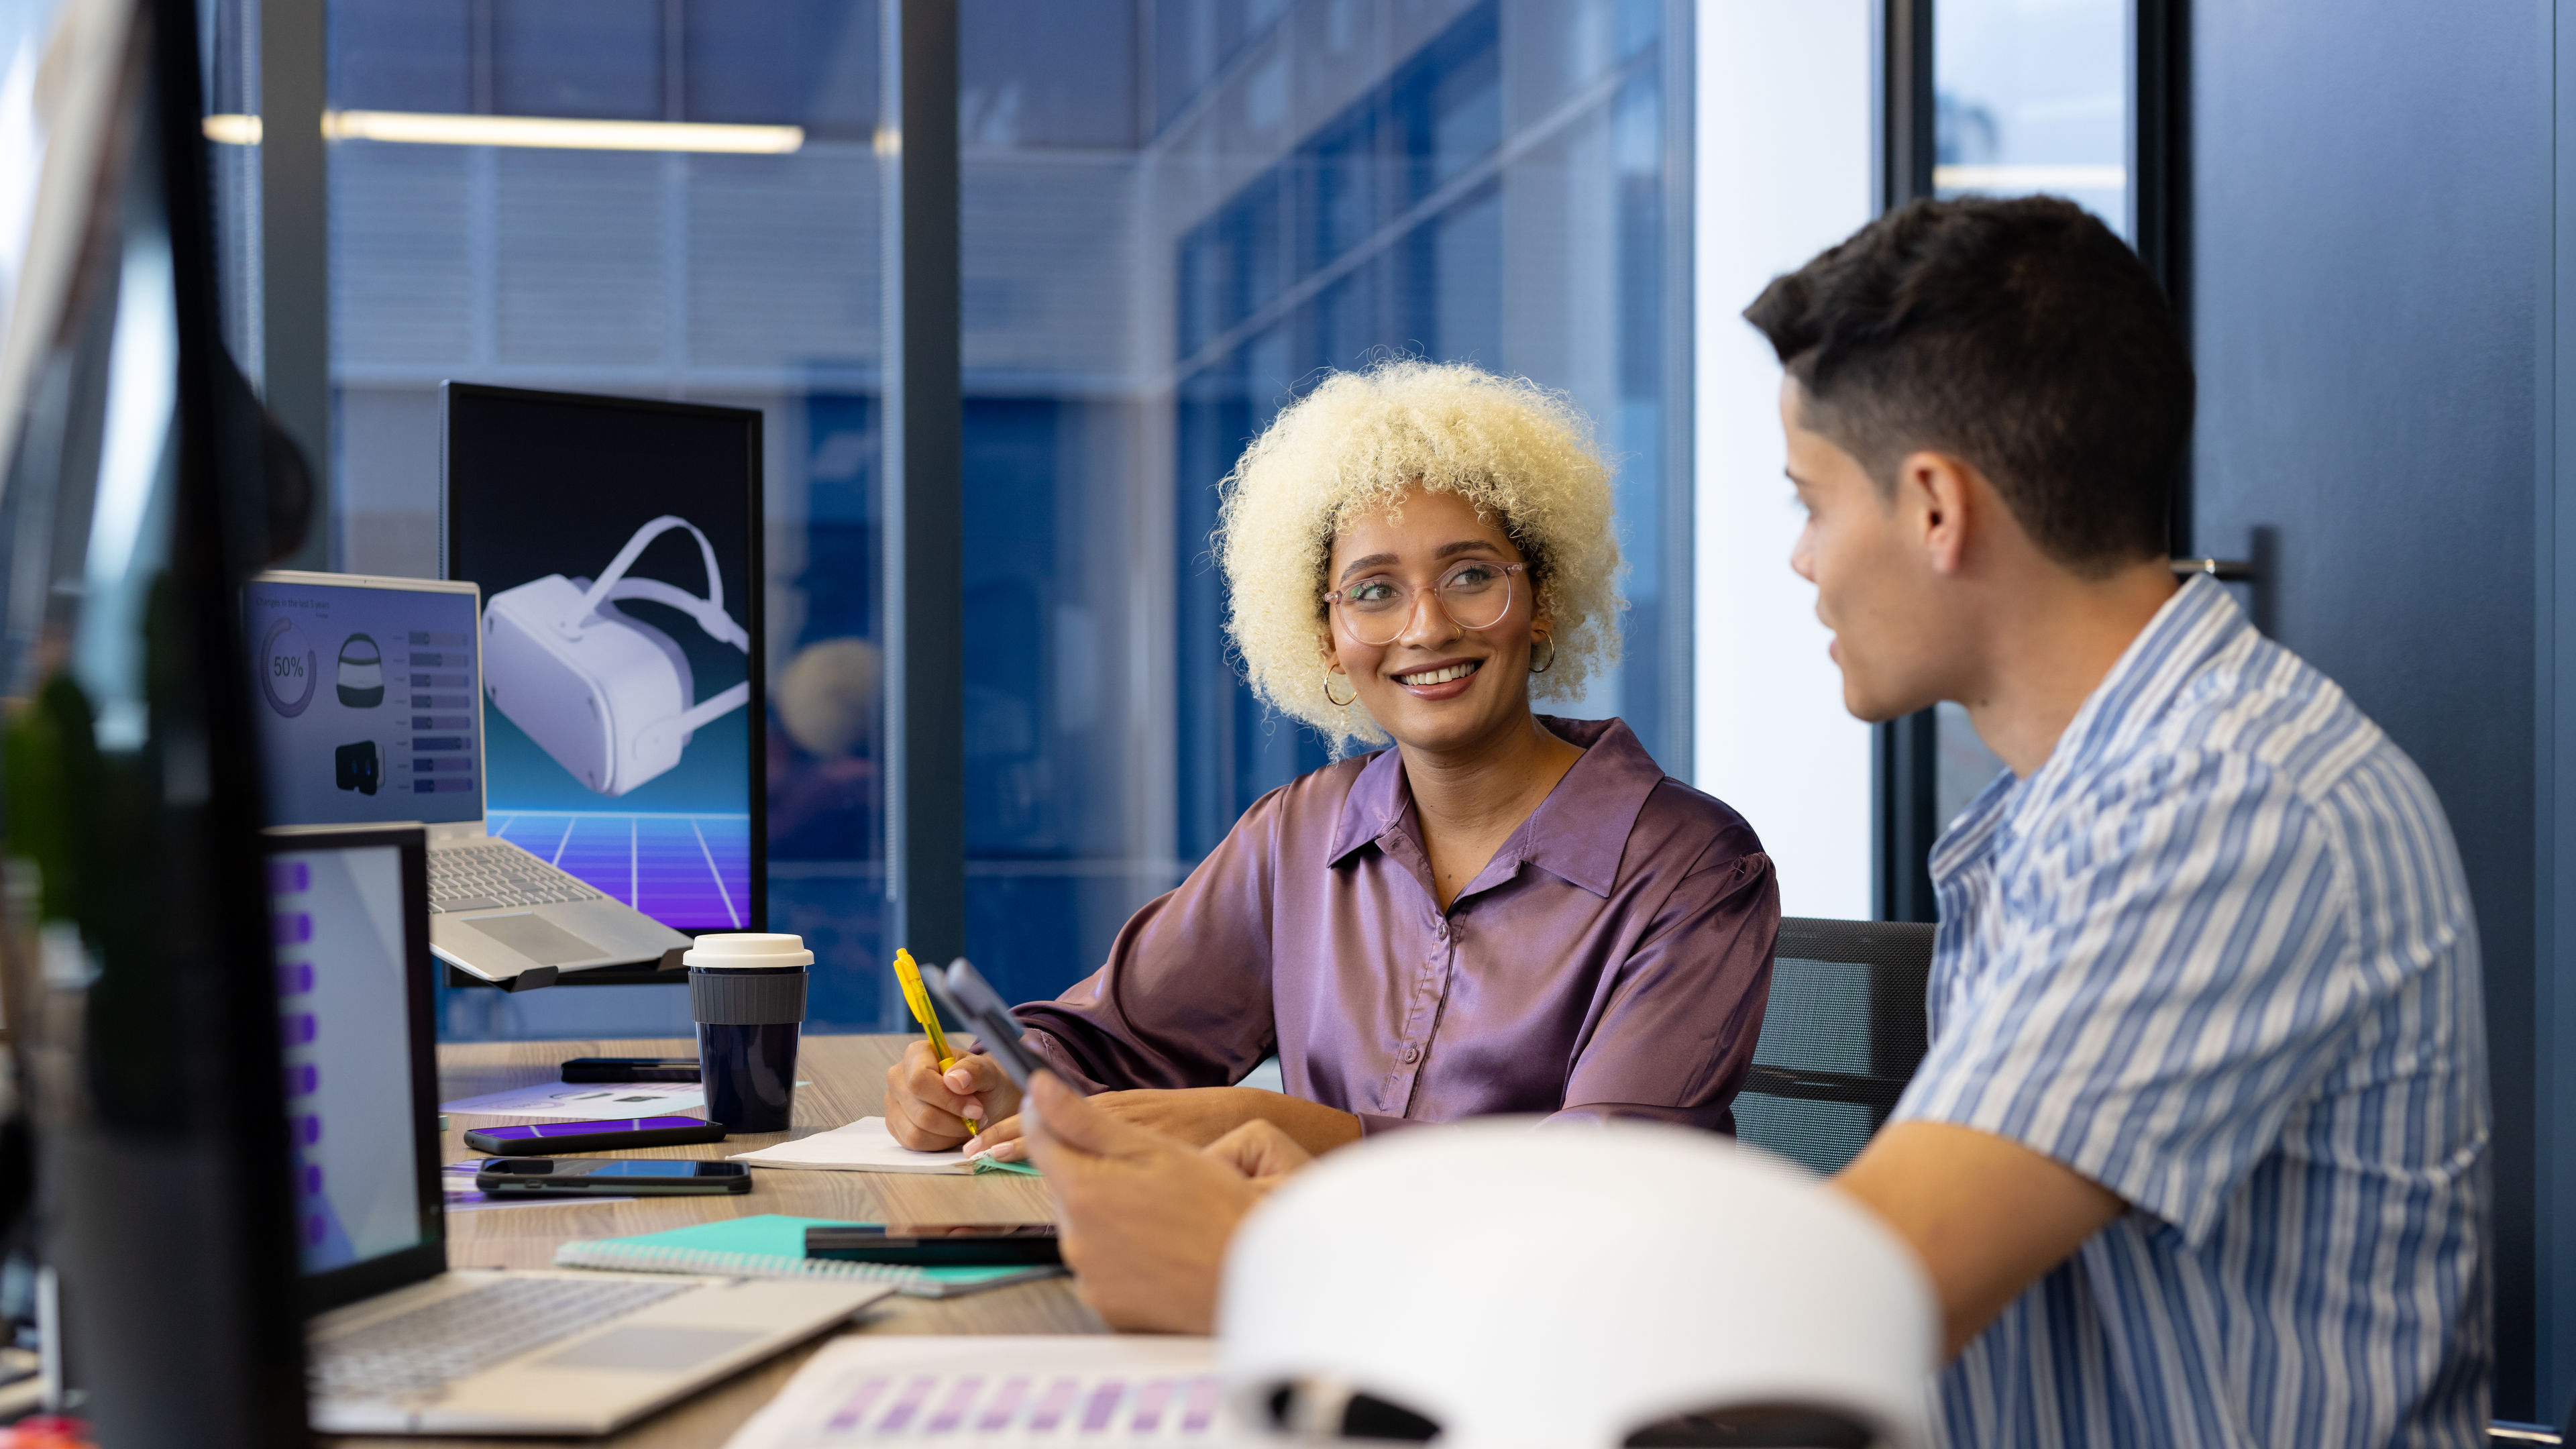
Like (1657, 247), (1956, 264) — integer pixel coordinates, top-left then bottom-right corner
(201, 111), (803, 155)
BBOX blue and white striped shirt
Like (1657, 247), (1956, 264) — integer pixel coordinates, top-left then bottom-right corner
(1895, 576), (2491, 1448)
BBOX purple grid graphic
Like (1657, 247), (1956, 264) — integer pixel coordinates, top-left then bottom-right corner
(488, 812), (749, 930)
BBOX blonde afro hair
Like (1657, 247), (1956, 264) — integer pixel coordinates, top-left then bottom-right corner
(1214, 360), (1623, 749)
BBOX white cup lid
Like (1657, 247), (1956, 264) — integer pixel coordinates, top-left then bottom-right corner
(682, 932), (814, 969)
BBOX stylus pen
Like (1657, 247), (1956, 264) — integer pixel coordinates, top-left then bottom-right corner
(893, 948), (981, 1136)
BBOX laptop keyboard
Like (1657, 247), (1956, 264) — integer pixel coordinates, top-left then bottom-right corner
(429, 839), (604, 914)
(311, 1277), (696, 1403)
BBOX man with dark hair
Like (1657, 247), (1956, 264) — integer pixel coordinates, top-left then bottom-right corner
(1749, 194), (2490, 1445)
(1008, 195), (2492, 1447)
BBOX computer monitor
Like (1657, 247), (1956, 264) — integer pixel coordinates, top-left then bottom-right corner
(266, 826), (442, 1313)
(0, 0), (313, 1441)
(244, 574), (484, 829)
(440, 384), (765, 934)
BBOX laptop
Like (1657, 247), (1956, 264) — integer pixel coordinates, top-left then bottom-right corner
(247, 570), (692, 985)
(266, 825), (889, 1434)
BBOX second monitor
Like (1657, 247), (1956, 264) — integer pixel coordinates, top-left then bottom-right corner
(441, 383), (765, 936)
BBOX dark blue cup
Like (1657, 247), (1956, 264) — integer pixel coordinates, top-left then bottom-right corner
(685, 933), (812, 1133)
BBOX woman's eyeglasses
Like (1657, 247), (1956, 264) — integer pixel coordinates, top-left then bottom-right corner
(1324, 561), (1525, 647)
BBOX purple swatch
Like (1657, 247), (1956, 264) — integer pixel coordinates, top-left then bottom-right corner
(823, 1377), (889, 1432)
(977, 1377), (1032, 1432)
(875, 1375), (936, 1435)
(924, 1376), (981, 1434)
(1029, 1379), (1078, 1432)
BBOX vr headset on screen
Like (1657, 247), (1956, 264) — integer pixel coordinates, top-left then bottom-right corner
(483, 515), (750, 796)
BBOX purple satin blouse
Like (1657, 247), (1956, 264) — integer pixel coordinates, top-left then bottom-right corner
(1016, 717), (1779, 1134)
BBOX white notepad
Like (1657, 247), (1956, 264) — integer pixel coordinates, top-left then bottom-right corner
(722, 1335), (1228, 1447)
(727, 1116), (1030, 1175)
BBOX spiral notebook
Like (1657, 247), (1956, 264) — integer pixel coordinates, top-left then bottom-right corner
(552, 1214), (1064, 1299)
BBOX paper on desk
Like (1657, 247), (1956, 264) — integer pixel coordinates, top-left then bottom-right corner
(722, 1335), (1228, 1448)
(728, 1116), (1039, 1175)
(439, 1081), (706, 1119)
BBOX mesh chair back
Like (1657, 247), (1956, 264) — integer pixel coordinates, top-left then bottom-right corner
(1733, 917), (1936, 1175)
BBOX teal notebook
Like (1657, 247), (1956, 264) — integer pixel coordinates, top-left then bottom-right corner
(551, 1214), (1062, 1299)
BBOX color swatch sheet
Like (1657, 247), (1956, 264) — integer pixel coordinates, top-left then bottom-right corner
(722, 1336), (1232, 1447)
(488, 810), (751, 930)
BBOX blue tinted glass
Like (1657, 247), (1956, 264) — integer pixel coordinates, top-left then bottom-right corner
(683, 0), (878, 134)
(492, 0), (661, 120)
(963, 0), (1689, 1006)
(323, 2), (891, 1040)
(331, 0), (472, 113)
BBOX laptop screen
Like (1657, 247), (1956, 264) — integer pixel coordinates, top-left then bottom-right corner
(270, 837), (433, 1277)
(246, 575), (483, 828)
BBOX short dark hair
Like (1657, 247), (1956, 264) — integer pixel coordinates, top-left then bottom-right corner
(1743, 195), (2192, 573)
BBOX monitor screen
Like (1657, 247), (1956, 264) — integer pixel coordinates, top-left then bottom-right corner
(245, 575), (484, 828)
(270, 839), (431, 1277)
(442, 384), (763, 932)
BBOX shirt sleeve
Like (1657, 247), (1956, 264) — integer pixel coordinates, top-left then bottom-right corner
(1548, 845), (1780, 1132)
(1008, 787), (1285, 1095)
(1892, 749), (2418, 1244)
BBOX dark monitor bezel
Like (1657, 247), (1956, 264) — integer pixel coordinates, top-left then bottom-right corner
(262, 824), (446, 1316)
(433, 381), (767, 943)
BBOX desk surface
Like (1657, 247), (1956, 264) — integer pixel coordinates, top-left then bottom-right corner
(331, 1034), (1103, 1449)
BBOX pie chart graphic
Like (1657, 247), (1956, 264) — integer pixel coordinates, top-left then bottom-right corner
(260, 616), (319, 717)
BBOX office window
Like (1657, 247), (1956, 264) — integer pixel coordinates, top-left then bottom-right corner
(960, 0), (1694, 1008)
(320, 0), (888, 1038)
(236, 0), (1691, 1034)
(1923, 0), (2133, 828)
(1932, 0), (2129, 231)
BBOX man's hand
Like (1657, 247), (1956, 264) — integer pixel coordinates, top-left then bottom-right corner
(1831, 1120), (2127, 1358)
(881, 1038), (1024, 1150)
(1019, 1072), (1312, 1334)
(962, 1085), (1361, 1163)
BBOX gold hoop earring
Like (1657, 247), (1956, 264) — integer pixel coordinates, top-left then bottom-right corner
(1529, 636), (1556, 675)
(1323, 668), (1358, 707)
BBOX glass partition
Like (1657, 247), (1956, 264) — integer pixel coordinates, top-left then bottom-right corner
(284, 0), (1692, 1030)
(959, 0), (1694, 1006)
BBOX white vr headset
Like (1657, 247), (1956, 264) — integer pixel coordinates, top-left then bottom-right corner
(483, 515), (751, 797)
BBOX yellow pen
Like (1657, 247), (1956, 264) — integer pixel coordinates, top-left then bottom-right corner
(892, 948), (980, 1136)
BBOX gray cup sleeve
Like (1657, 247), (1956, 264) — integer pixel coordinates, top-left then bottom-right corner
(689, 967), (808, 1025)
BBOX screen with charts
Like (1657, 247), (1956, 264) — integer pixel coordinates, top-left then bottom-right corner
(271, 841), (426, 1276)
(246, 576), (483, 828)
(443, 384), (763, 932)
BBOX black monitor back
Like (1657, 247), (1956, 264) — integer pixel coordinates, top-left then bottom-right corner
(0, 0), (307, 1442)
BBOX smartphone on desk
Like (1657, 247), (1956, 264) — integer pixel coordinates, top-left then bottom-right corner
(462, 1116), (727, 1155)
(474, 1158), (752, 1196)
(559, 1056), (700, 1083)
(805, 1224), (1061, 1267)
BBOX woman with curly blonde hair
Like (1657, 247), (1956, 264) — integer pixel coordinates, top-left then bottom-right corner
(885, 361), (1778, 1162)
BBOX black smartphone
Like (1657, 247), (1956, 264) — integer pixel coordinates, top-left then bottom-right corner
(473, 1159), (753, 1196)
(461, 1116), (728, 1155)
(805, 1223), (1061, 1266)
(559, 1056), (700, 1083)
(921, 958), (1050, 1089)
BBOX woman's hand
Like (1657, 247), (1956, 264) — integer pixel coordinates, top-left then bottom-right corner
(881, 1038), (1024, 1150)
(1020, 1073), (1315, 1334)
(960, 1085), (1362, 1163)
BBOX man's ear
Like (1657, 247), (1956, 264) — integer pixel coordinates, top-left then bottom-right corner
(1896, 448), (1976, 576)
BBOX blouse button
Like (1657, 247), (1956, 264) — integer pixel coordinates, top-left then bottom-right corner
(1400, 1044), (1421, 1065)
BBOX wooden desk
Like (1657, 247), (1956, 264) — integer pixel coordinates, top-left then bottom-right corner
(333, 1034), (1104, 1449)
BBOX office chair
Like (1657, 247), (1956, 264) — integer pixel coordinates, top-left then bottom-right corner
(1733, 917), (1937, 1176)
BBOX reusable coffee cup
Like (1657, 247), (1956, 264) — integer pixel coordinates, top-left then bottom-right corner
(686, 932), (812, 1132)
